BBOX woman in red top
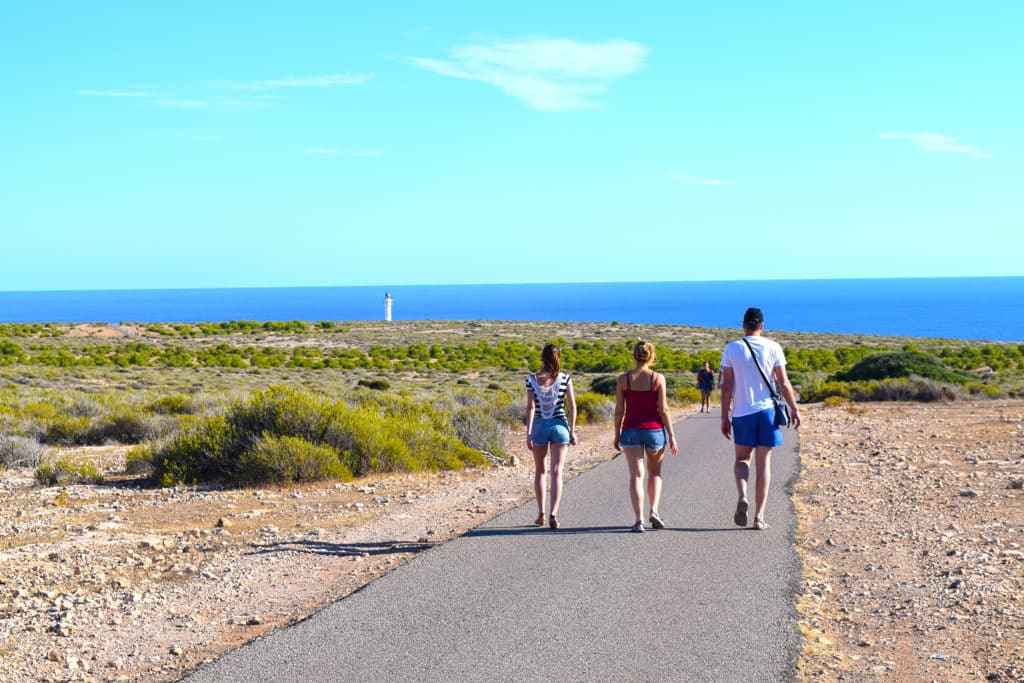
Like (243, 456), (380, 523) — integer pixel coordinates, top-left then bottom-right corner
(614, 340), (679, 532)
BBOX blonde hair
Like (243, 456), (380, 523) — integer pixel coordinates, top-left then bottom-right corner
(633, 340), (655, 365)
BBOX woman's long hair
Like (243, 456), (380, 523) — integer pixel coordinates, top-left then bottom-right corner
(541, 344), (561, 377)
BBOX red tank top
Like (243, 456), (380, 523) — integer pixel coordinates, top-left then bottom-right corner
(622, 372), (663, 430)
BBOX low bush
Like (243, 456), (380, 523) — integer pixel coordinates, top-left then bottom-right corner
(576, 392), (614, 424)
(145, 394), (199, 415)
(451, 406), (508, 457)
(357, 379), (390, 391)
(86, 407), (163, 444)
(43, 415), (92, 446)
(836, 351), (970, 384)
(124, 445), (154, 475)
(237, 435), (352, 486)
(149, 385), (488, 486)
(35, 454), (104, 486)
(589, 375), (618, 396)
(674, 387), (702, 405)
(0, 434), (47, 469)
(805, 376), (963, 403)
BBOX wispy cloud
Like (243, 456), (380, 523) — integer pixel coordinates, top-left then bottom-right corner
(409, 37), (648, 111)
(674, 174), (731, 187)
(879, 132), (993, 158)
(76, 89), (150, 98)
(212, 74), (374, 90)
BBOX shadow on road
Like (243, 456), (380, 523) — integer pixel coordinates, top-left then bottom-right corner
(245, 539), (434, 558)
(465, 525), (747, 537)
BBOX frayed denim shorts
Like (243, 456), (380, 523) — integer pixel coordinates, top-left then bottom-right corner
(530, 417), (571, 445)
(620, 427), (666, 450)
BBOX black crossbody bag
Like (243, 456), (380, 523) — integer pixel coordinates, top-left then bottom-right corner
(742, 338), (791, 428)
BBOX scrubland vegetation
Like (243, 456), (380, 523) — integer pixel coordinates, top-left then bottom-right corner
(2, 320), (1021, 488)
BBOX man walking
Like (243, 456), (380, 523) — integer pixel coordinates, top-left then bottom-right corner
(719, 308), (801, 529)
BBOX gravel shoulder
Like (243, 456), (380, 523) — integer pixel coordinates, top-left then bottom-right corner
(794, 399), (1024, 682)
(2, 402), (1022, 682)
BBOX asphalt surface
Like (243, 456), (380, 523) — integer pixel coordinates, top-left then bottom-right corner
(184, 411), (802, 682)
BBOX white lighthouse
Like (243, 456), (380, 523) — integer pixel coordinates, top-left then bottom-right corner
(384, 292), (393, 322)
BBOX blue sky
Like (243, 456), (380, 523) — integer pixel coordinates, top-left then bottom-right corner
(2, 1), (1021, 291)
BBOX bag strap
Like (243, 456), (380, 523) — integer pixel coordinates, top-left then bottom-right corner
(741, 338), (781, 401)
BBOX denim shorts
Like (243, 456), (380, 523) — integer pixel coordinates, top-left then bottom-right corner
(732, 408), (784, 448)
(531, 417), (570, 445)
(620, 428), (666, 450)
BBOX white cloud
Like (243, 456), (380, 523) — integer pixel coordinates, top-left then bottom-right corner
(675, 174), (730, 187)
(879, 132), (992, 158)
(213, 74), (374, 90)
(76, 89), (149, 98)
(409, 38), (648, 111)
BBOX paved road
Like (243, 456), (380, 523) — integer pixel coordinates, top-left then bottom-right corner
(185, 412), (801, 682)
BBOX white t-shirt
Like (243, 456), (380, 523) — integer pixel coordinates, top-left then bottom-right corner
(721, 335), (786, 418)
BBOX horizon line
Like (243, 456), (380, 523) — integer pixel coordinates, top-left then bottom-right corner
(1, 274), (1022, 295)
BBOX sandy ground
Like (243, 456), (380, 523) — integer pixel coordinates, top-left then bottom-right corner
(2, 402), (1022, 682)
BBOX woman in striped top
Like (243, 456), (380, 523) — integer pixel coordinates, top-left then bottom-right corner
(525, 344), (577, 530)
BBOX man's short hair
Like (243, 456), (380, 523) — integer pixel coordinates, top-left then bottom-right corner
(743, 307), (764, 328)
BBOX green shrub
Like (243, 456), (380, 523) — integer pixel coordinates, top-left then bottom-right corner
(35, 454), (104, 486)
(150, 415), (232, 486)
(576, 392), (614, 424)
(145, 394), (199, 415)
(148, 385), (488, 486)
(43, 415), (92, 446)
(124, 445), (154, 475)
(836, 351), (970, 384)
(357, 379), (390, 391)
(674, 387), (702, 405)
(236, 435), (352, 486)
(86, 407), (163, 444)
(589, 375), (619, 396)
(822, 395), (849, 408)
(0, 434), (47, 469)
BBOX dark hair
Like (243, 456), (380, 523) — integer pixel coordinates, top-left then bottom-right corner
(743, 307), (764, 331)
(541, 344), (561, 376)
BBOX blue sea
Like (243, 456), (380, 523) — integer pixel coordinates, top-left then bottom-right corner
(0, 278), (1021, 342)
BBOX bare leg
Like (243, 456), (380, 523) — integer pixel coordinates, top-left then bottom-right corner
(548, 442), (568, 517)
(754, 447), (773, 519)
(623, 446), (646, 522)
(531, 445), (549, 517)
(646, 448), (665, 515)
(733, 445), (753, 501)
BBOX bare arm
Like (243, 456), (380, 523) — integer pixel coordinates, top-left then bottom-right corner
(613, 374), (626, 451)
(525, 386), (536, 449)
(720, 366), (734, 439)
(565, 378), (578, 445)
(655, 373), (678, 455)
(773, 364), (802, 430)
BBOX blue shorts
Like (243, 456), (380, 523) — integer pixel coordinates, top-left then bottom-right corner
(732, 408), (784, 448)
(531, 417), (570, 445)
(620, 428), (666, 451)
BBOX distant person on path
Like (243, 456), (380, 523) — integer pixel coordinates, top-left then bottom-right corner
(525, 344), (577, 530)
(719, 308), (801, 530)
(613, 340), (679, 533)
(697, 361), (715, 413)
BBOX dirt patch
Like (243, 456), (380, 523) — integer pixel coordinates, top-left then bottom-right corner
(794, 400), (1024, 681)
